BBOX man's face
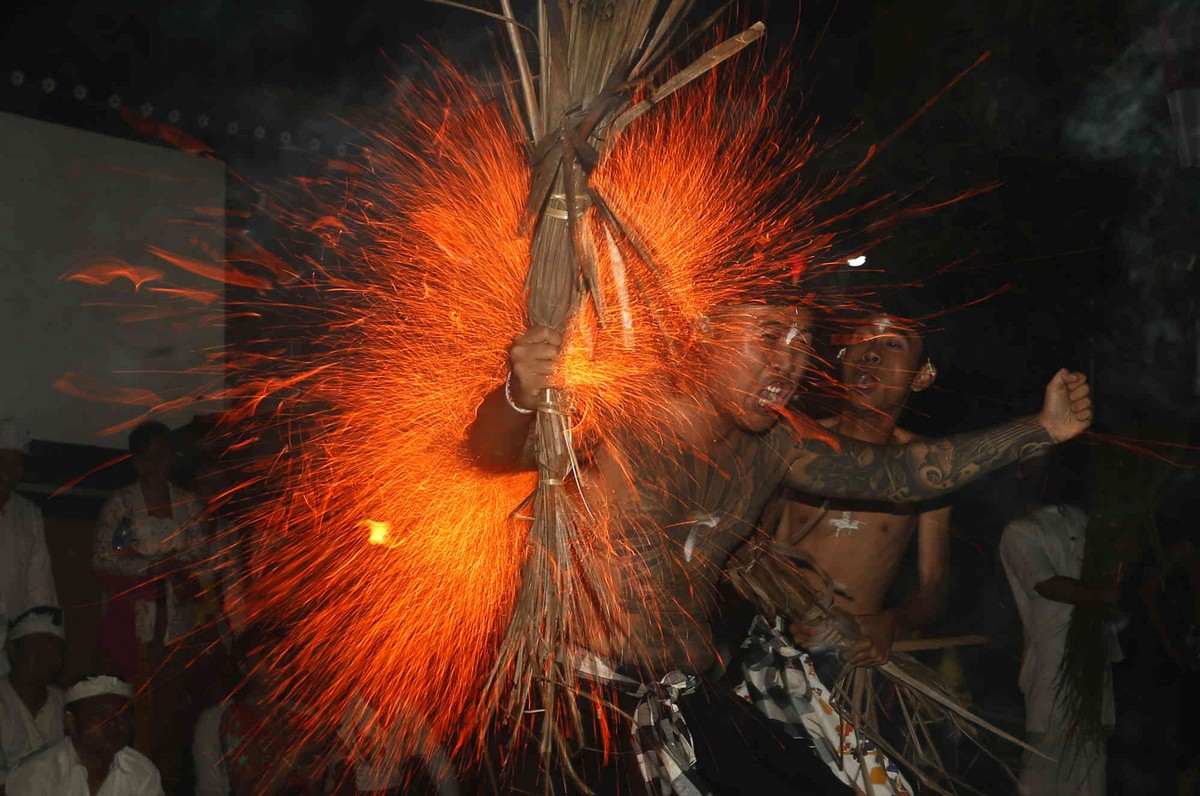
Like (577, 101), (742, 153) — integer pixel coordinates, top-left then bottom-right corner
(699, 304), (814, 433)
(839, 314), (931, 415)
(132, 436), (172, 484)
(67, 694), (133, 757)
(10, 633), (65, 686)
(0, 448), (23, 501)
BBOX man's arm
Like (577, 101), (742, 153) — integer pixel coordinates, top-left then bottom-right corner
(465, 388), (538, 471)
(999, 519), (1116, 607)
(844, 505), (951, 667)
(785, 370), (1092, 502)
(899, 504), (952, 628)
(464, 327), (561, 471)
(1034, 576), (1117, 607)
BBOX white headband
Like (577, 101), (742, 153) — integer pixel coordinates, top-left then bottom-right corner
(65, 676), (134, 704)
(0, 417), (31, 453)
(9, 608), (65, 642)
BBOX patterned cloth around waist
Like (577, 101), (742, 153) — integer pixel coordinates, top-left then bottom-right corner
(575, 652), (713, 796)
(737, 615), (914, 795)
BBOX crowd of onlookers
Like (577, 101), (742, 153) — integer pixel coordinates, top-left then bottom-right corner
(1, 418), (459, 795)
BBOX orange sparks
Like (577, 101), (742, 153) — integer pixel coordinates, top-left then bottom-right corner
(146, 245), (272, 290)
(209, 49), (865, 775)
(52, 372), (164, 406)
(63, 258), (163, 290)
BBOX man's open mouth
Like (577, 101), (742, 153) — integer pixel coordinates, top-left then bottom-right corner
(848, 368), (879, 389)
(756, 381), (793, 409)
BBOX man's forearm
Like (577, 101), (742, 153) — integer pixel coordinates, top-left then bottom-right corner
(1035, 575), (1115, 607)
(788, 415), (1054, 503)
(465, 387), (536, 470)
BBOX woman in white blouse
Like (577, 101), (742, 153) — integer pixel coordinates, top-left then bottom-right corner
(92, 421), (202, 790)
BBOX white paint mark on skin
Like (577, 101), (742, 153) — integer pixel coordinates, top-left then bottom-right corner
(829, 511), (861, 536)
(684, 514), (720, 562)
(785, 325), (799, 346)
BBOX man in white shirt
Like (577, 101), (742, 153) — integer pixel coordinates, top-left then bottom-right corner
(5, 675), (162, 796)
(1, 607), (66, 787)
(190, 699), (228, 796)
(0, 420), (59, 678)
(999, 453), (1118, 796)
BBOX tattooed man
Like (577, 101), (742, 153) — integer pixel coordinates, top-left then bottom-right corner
(467, 298), (1092, 794)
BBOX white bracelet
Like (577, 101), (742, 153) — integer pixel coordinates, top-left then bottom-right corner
(504, 372), (534, 414)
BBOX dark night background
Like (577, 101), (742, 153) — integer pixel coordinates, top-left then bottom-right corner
(3, 1), (1198, 793)
(5, 0), (1196, 432)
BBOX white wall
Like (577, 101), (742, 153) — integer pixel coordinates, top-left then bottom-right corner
(0, 112), (226, 448)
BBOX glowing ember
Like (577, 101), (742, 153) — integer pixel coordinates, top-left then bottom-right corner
(362, 519), (392, 546)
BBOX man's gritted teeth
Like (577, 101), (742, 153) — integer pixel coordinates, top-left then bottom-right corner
(755, 380), (795, 410)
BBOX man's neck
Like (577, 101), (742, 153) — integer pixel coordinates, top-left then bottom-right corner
(833, 406), (901, 445)
(0, 489), (11, 512)
(71, 739), (117, 792)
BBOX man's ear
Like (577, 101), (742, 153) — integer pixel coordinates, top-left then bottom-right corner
(64, 710), (76, 736)
(912, 360), (937, 392)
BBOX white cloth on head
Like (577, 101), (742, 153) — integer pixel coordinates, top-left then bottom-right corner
(0, 678), (64, 786)
(0, 419), (31, 453)
(0, 493), (59, 678)
(4, 737), (162, 796)
(8, 609), (64, 642)
(64, 676), (133, 704)
(999, 505), (1119, 734)
(191, 701), (229, 796)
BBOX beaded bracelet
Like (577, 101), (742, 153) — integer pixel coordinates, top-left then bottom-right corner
(504, 372), (534, 415)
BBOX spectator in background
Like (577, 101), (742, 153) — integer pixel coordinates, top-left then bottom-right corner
(219, 627), (338, 795)
(1, 606), (66, 788)
(999, 451), (1118, 795)
(92, 421), (203, 792)
(191, 694), (229, 796)
(0, 419), (59, 678)
(5, 674), (161, 795)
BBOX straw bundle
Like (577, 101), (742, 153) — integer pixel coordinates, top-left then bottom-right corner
(727, 539), (1034, 795)
(437, 0), (766, 781)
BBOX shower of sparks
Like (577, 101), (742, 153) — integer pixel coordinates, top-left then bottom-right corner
(54, 36), (1095, 789)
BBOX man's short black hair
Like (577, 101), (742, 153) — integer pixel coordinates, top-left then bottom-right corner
(872, 286), (944, 369)
(128, 421), (171, 455)
(827, 284), (943, 371)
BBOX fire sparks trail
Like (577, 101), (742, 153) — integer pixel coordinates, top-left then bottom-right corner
(63, 36), (894, 787)
(213, 52), (867, 778)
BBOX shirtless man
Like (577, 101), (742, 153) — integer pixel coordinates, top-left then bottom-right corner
(777, 304), (948, 668)
(731, 302), (949, 794)
(467, 298), (1092, 793)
